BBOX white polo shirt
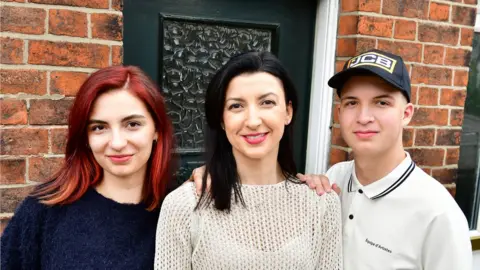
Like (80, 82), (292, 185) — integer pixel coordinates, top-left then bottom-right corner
(326, 152), (472, 270)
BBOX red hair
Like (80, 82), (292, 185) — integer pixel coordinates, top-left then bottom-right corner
(32, 66), (174, 210)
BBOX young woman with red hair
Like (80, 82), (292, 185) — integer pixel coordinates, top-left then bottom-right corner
(1, 66), (174, 270)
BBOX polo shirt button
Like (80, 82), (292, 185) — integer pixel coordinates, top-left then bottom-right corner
(349, 214), (354, 220)
(359, 189), (363, 194)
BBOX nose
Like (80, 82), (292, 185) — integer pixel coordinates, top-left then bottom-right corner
(356, 105), (374, 125)
(245, 106), (262, 129)
(109, 129), (127, 150)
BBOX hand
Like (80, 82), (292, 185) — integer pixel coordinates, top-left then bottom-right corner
(188, 165), (211, 195)
(296, 173), (341, 196)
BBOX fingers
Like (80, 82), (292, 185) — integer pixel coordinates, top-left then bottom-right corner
(320, 175), (332, 193)
(192, 167), (204, 195)
(296, 173), (306, 182)
(332, 183), (342, 195)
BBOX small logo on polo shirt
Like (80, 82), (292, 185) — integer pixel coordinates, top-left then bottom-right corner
(365, 238), (392, 254)
(347, 52), (397, 74)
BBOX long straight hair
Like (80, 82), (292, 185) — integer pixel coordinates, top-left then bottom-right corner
(198, 51), (299, 212)
(31, 66), (174, 210)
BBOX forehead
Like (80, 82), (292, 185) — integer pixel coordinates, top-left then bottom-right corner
(341, 76), (402, 99)
(226, 72), (284, 97)
(90, 89), (150, 118)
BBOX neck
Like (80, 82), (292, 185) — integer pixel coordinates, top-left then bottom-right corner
(95, 169), (146, 204)
(354, 147), (406, 186)
(234, 149), (284, 185)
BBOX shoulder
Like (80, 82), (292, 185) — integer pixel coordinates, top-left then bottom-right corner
(325, 160), (354, 185)
(11, 195), (49, 222)
(291, 182), (341, 213)
(160, 182), (197, 215)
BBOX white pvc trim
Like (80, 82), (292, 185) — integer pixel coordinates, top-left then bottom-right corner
(304, 0), (339, 174)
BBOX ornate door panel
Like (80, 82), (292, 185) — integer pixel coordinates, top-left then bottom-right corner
(124, 0), (317, 189)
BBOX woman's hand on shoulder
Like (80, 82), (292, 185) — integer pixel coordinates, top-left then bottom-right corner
(296, 173), (341, 196)
(187, 165), (211, 195)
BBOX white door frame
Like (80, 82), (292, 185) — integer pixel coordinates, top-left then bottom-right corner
(305, 0), (339, 174)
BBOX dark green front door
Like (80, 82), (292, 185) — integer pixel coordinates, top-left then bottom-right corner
(123, 0), (317, 188)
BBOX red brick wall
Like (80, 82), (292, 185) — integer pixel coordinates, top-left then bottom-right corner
(0, 0), (123, 232)
(330, 0), (477, 195)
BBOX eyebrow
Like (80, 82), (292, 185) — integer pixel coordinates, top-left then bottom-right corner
(373, 94), (395, 99)
(225, 92), (278, 102)
(88, 114), (146, 124)
(340, 94), (395, 101)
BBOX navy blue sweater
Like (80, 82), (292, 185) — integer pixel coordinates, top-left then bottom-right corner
(0, 188), (160, 270)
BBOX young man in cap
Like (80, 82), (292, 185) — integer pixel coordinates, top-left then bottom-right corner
(191, 49), (472, 269)
(300, 49), (472, 269)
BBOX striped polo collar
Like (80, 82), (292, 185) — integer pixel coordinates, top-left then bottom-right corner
(347, 152), (416, 200)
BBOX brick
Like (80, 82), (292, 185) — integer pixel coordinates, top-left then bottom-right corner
(29, 99), (73, 125)
(332, 104), (340, 124)
(29, 157), (64, 182)
(454, 70), (469, 87)
(452, 6), (476, 26)
(112, 0), (123, 11)
(418, 24), (459, 45)
(445, 48), (471, 67)
(336, 38), (357, 57)
(359, 0), (381, 12)
(464, 0), (477, 4)
(329, 148), (349, 165)
(411, 66), (452, 85)
(403, 127), (414, 147)
(0, 70), (47, 95)
(91, 14), (123, 41)
(52, 128), (68, 154)
(409, 148), (445, 166)
(112, 46), (123, 66)
(423, 45), (444, 65)
(382, 0), (428, 19)
(1, 216), (11, 236)
(2, 0), (25, 2)
(0, 6), (46, 35)
(0, 186), (34, 213)
(414, 128), (435, 146)
(50, 71), (89, 96)
(394, 20), (416, 40)
(338, 15), (358, 36)
(0, 99), (27, 125)
(0, 159), (26, 185)
(461, 28), (474, 47)
(446, 148), (460, 165)
(410, 107), (448, 126)
(29, 0), (108, 8)
(410, 86), (418, 104)
(432, 168), (457, 184)
(450, 109), (464, 126)
(429, 2), (450, 21)
(49, 9), (87, 37)
(358, 16), (393, 38)
(341, 0), (358, 12)
(355, 38), (376, 54)
(331, 127), (347, 147)
(0, 37), (23, 64)
(335, 60), (347, 73)
(28, 41), (109, 68)
(0, 129), (48, 155)
(446, 185), (456, 198)
(377, 40), (421, 62)
(420, 167), (431, 175)
(436, 129), (461, 145)
(417, 87), (438, 106)
(440, 89), (466, 107)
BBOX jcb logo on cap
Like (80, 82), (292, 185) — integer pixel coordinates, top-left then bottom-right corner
(347, 52), (397, 73)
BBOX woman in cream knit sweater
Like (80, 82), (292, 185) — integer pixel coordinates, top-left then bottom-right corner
(155, 52), (342, 269)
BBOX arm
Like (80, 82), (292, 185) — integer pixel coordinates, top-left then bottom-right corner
(154, 185), (196, 270)
(1, 197), (44, 270)
(317, 193), (343, 270)
(422, 209), (472, 270)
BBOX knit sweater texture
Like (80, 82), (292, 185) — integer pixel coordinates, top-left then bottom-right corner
(1, 188), (159, 270)
(155, 181), (343, 269)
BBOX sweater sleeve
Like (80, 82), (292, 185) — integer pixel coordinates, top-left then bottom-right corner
(317, 192), (343, 270)
(154, 183), (197, 270)
(1, 196), (45, 270)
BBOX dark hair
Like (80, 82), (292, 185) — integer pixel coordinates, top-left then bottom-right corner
(197, 51), (299, 212)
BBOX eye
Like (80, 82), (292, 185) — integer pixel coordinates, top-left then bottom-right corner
(127, 121), (142, 129)
(262, 100), (276, 106)
(228, 103), (242, 110)
(344, 101), (357, 107)
(376, 100), (390, 106)
(90, 125), (105, 132)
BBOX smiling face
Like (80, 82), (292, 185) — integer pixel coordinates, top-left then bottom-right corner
(87, 89), (158, 180)
(222, 72), (293, 162)
(338, 76), (414, 157)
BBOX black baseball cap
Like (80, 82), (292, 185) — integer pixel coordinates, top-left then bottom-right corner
(328, 49), (411, 102)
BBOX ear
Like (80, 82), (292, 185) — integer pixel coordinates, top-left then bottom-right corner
(402, 102), (414, 126)
(153, 133), (158, 142)
(285, 101), (293, 125)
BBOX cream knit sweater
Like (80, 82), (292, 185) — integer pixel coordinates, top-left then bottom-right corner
(155, 181), (342, 270)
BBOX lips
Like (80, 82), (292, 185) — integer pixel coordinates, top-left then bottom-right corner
(354, 131), (378, 139)
(107, 155), (133, 163)
(242, 133), (268, 145)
